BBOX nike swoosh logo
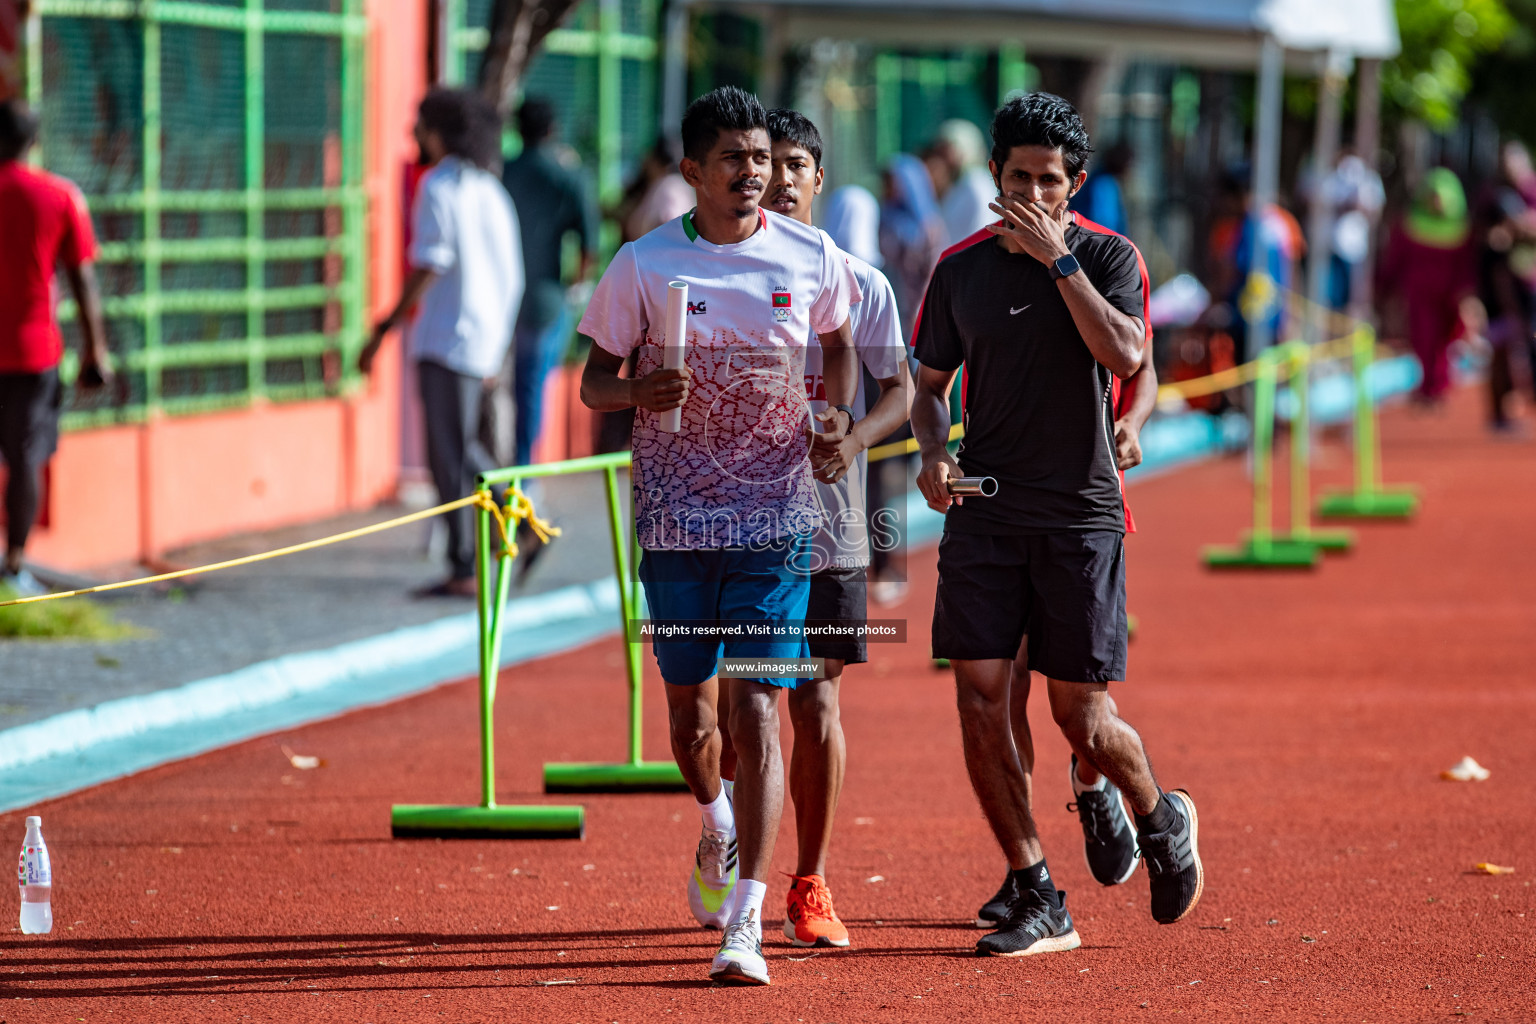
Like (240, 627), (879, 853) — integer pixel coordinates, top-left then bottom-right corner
(1010, 305), (1031, 315)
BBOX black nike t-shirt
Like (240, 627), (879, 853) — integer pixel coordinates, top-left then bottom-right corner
(913, 220), (1145, 535)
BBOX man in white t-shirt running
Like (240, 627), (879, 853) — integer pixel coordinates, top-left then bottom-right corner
(578, 86), (860, 987)
(752, 107), (912, 950)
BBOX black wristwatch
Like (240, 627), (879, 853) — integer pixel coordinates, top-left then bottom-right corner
(1049, 252), (1081, 281)
(831, 403), (855, 431)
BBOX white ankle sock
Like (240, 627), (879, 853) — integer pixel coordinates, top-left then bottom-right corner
(733, 878), (767, 920)
(698, 788), (734, 834)
(722, 778), (735, 804)
(1073, 764), (1108, 795)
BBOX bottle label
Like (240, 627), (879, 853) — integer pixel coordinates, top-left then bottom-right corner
(18, 843), (51, 887)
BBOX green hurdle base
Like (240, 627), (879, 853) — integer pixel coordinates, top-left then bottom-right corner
(1317, 488), (1420, 520)
(1202, 536), (1321, 569)
(1292, 527), (1356, 552)
(391, 804), (585, 840)
(543, 760), (688, 793)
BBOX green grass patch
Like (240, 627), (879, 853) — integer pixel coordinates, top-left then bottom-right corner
(0, 584), (142, 641)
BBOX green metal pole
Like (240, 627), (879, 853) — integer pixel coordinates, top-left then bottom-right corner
(601, 466), (644, 766)
(1251, 348), (1276, 549)
(875, 54), (900, 164)
(1356, 325), (1377, 492)
(1287, 343), (1309, 540)
(476, 495), (497, 809)
(630, 528), (643, 658)
(23, 8), (41, 162)
(597, 0), (622, 206)
(998, 42), (1026, 102)
(143, 5), (163, 414)
(485, 492), (516, 704)
(245, 0), (267, 402)
(339, 0), (366, 383)
(445, 0), (466, 84)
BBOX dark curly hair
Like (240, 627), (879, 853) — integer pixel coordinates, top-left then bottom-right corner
(516, 96), (556, 145)
(766, 108), (823, 168)
(418, 87), (502, 174)
(681, 86), (768, 163)
(0, 98), (40, 162)
(989, 92), (1093, 180)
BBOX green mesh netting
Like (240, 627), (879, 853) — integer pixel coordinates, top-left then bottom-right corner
(161, 24), (245, 192)
(38, 17), (143, 194)
(34, 5), (361, 425)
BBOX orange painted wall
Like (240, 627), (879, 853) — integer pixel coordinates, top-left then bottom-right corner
(18, 2), (427, 572)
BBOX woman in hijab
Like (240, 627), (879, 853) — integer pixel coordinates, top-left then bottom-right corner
(822, 184), (883, 268)
(880, 153), (948, 340)
(1377, 168), (1475, 404)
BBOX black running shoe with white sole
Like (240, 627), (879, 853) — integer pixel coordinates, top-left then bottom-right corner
(1138, 788), (1204, 924)
(975, 887), (1081, 958)
(1066, 754), (1139, 886)
(973, 871), (1016, 928)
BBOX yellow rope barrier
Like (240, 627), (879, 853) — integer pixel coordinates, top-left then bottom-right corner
(2, 310), (1386, 609)
(866, 326), (1373, 462)
(0, 488), (554, 610)
(1154, 330), (1365, 402)
(866, 422), (965, 463)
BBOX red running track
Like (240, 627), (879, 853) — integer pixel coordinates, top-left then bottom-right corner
(2, 386), (1533, 1022)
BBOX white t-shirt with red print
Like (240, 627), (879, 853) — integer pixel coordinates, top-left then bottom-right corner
(579, 208), (861, 551)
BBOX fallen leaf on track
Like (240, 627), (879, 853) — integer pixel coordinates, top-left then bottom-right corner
(1440, 756), (1490, 782)
(281, 745), (323, 770)
(1472, 863), (1515, 875)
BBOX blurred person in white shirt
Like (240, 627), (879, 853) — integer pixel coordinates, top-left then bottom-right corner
(359, 88), (522, 597)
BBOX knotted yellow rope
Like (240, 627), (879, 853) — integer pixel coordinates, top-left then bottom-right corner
(471, 487), (562, 562)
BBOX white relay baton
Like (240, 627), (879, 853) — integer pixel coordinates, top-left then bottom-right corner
(660, 280), (689, 433)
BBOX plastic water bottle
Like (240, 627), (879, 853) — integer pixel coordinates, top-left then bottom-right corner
(18, 815), (52, 935)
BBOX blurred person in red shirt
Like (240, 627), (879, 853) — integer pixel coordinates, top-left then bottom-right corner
(0, 98), (112, 596)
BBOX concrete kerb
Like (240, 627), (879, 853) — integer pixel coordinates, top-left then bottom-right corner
(0, 578), (620, 813)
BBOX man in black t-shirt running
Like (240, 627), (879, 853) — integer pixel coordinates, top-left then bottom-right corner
(912, 93), (1203, 958)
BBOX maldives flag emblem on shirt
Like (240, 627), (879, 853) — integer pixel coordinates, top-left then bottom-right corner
(772, 291), (791, 322)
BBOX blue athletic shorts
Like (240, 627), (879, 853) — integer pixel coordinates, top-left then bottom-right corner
(638, 535), (813, 688)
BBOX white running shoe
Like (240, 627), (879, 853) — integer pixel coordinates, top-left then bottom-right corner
(710, 906), (770, 985)
(0, 567), (48, 598)
(688, 825), (738, 929)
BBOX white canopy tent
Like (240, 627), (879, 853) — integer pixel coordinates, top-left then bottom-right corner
(663, 0), (1401, 341)
(665, 0), (1397, 73)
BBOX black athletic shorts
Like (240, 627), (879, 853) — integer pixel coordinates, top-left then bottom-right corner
(932, 530), (1127, 682)
(0, 370), (62, 471)
(806, 566), (868, 664)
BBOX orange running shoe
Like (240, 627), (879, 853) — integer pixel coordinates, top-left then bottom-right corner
(783, 873), (850, 948)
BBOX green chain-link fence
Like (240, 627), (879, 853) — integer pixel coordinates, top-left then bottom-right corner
(25, 0), (367, 431)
